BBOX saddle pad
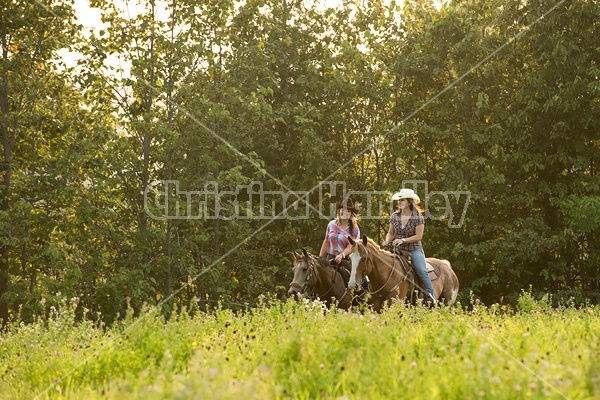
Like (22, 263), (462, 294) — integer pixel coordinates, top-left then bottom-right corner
(426, 262), (440, 281)
(397, 254), (440, 281)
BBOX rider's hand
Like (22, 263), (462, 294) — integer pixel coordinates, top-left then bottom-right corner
(381, 240), (389, 247)
(392, 238), (404, 246)
(334, 254), (343, 263)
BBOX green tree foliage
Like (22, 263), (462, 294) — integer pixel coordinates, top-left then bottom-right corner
(0, 0), (86, 323)
(391, 0), (600, 304)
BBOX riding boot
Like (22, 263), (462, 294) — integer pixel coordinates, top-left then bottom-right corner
(408, 248), (437, 308)
(423, 291), (438, 308)
(415, 276), (437, 307)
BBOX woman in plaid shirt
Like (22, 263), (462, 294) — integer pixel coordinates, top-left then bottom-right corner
(319, 197), (360, 268)
(381, 188), (436, 305)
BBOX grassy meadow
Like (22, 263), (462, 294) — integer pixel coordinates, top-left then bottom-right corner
(1, 293), (599, 399)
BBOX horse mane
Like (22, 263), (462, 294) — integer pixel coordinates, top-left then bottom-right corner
(301, 251), (336, 269)
(363, 236), (395, 257)
(365, 236), (453, 268)
(314, 255), (333, 269)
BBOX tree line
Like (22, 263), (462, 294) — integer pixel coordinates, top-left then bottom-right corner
(1, 0), (598, 325)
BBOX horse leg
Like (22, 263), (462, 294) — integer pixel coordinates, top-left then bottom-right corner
(372, 298), (383, 312)
(433, 264), (459, 306)
(440, 278), (459, 306)
(431, 280), (443, 302)
(411, 274), (435, 306)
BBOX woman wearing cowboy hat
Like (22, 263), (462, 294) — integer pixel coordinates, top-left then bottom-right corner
(319, 197), (360, 267)
(382, 188), (437, 305)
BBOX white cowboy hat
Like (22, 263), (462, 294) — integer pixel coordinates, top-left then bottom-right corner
(391, 188), (420, 204)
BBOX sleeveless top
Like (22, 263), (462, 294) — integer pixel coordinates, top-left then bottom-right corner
(390, 210), (424, 251)
(324, 219), (360, 256)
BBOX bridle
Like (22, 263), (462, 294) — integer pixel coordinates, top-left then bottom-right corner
(290, 255), (349, 303)
(356, 243), (411, 299)
(289, 256), (317, 298)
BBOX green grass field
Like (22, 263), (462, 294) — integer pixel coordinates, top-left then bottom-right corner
(2, 293), (599, 399)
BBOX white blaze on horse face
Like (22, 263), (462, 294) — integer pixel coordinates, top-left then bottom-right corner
(348, 250), (360, 290)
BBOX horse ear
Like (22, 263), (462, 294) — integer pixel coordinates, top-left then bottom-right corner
(302, 248), (309, 259)
(362, 235), (368, 245)
(348, 236), (355, 245)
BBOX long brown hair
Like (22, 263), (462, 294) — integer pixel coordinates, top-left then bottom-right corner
(407, 199), (425, 215)
(337, 209), (359, 238)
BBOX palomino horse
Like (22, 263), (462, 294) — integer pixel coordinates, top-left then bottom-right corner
(288, 249), (353, 310)
(347, 235), (459, 311)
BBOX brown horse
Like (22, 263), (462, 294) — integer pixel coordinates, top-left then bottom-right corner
(347, 235), (459, 311)
(288, 249), (353, 310)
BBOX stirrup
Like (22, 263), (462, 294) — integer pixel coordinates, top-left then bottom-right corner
(425, 293), (438, 307)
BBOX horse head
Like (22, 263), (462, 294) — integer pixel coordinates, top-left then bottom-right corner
(347, 235), (371, 291)
(288, 249), (317, 298)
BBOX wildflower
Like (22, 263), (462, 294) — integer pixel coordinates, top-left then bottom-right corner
(258, 365), (270, 373)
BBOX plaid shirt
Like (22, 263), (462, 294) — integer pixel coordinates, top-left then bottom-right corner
(324, 219), (360, 256)
(390, 210), (424, 251)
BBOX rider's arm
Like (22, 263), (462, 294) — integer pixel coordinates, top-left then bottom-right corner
(381, 222), (395, 247)
(334, 243), (352, 263)
(319, 237), (328, 258)
(404, 223), (424, 244)
(319, 222), (332, 257)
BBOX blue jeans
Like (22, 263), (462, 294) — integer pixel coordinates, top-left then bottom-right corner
(410, 247), (435, 300)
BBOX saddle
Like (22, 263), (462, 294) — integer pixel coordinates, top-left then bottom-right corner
(334, 262), (351, 285)
(392, 251), (440, 281)
(320, 255), (351, 285)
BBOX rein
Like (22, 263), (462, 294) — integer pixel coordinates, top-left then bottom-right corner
(364, 246), (410, 299)
(295, 256), (349, 303)
(318, 259), (351, 303)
